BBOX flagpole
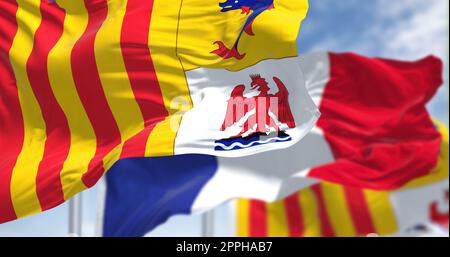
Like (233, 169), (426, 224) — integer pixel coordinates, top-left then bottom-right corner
(68, 194), (82, 237)
(201, 210), (214, 237)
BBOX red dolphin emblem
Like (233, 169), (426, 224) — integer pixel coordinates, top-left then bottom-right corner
(220, 74), (295, 138)
(429, 190), (449, 228)
(211, 0), (275, 60)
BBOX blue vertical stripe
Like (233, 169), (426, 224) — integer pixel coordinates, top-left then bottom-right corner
(103, 154), (218, 237)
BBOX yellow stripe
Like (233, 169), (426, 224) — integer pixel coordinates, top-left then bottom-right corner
(267, 200), (289, 237)
(236, 199), (250, 237)
(9, 0), (44, 217)
(321, 183), (356, 236)
(47, 0), (95, 200)
(55, 0), (143, 190)
(298, 189), (321, 237)
(146, 0), (192, 156)
(432, 119), (449, 143)
(363, 189), (398, 235)
(94, 0), (145, 142)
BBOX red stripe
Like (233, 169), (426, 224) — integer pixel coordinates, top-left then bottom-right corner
(119, 0), (168, 158)
(249, 200), (267, 237)
(71, 0), (122, 188)
(0, 0), (21, 223)
(26, 0), (68, 210)
(309, 53), (443, 189)
(343, 186), (376, 236)
(310, 184), (335, 237)
(283, 193), (304, 237)
(120, 129), (152, 158)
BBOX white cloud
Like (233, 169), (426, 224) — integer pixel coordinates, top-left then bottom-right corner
(375, 0), (449, 60)
(308, 0), (449, 124)
(372, 0), (449, 124)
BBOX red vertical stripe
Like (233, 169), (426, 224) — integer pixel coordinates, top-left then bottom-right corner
(71, 0), (122, 188)
(344, 186), (376, 236)
(284, 193), (304, 237)
(26, 0), (68, 210)
(119, 128), (153, 158)
(119, 0), (168, 158)
(310, 184), (335, 237)
(249, 200), (267, 237)
(0, 0), (21, 223)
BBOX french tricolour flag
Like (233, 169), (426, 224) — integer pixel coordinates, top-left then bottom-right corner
(100, 52), (443, 237)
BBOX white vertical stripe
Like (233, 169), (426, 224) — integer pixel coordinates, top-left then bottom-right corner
(298, 52), (330, 107)
(390, 179), (449, 234)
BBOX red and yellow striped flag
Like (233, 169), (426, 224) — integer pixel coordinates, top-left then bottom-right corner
(237, 121), (449, 237)
(0, 0), (310, 223)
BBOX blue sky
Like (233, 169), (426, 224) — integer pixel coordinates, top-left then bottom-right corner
(0, 0), (448, 236)
(298, 0), (449, 126)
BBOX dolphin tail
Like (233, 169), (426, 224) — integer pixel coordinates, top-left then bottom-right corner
(244, 19), (255, 35)
(211, 41), (246, 60)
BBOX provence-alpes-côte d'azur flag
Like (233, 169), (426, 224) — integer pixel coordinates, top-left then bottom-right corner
(236, 121), (449, 237)
(100, 53), (443, 237)
(0, 0), (316, 223)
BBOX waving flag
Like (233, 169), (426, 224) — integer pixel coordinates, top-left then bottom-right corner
(301, 52), (442, 189)
(100, 53), (443, 236)
(236, 121), (449, 237)
(0, 0), (314, 224)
